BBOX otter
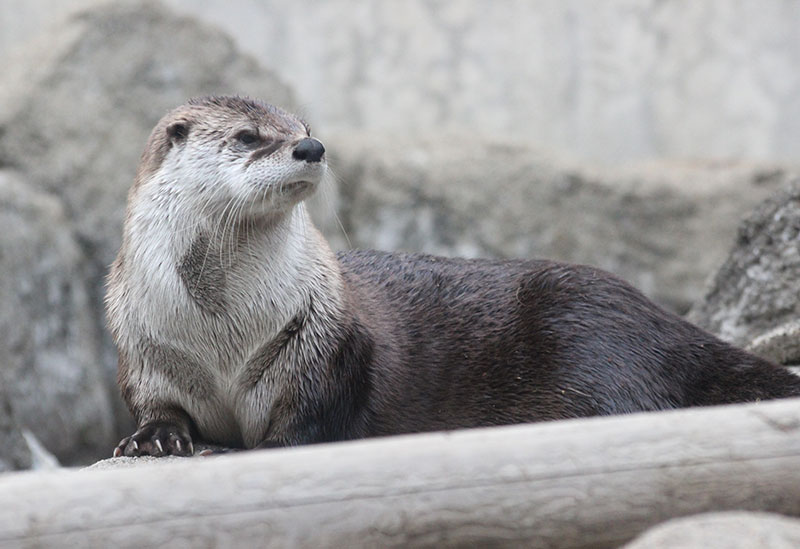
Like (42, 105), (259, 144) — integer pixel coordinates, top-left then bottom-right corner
(107, 96), (800, 457)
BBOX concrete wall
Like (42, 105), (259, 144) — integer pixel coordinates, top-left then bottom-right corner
(2, 0), (799, 163)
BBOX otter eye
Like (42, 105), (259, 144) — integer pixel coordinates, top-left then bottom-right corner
(235, 130), (260, 146)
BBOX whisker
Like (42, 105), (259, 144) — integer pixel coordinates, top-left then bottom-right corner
(325, 167), (352, 250)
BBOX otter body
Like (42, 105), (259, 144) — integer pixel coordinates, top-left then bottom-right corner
(107, 96), (800, 457)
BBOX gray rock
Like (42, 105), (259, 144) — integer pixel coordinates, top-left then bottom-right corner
(0, 0), (299, 450)
(21, 431), (61, 470)
(0, 171), (112, 466)
(623, 512), (800, 549)
(5, 1), (800, 163)
(84, 442), (228, 471)
(329, 132), (795, 312)
(688, 184), (800, 363)
(159, 0), (800, 164)
(0, 392), (31, 473)
(748, 321), (800, 366)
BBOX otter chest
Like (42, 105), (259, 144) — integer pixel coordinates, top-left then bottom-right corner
(135, 286), (300, 449)
(178, 346), (290, 449)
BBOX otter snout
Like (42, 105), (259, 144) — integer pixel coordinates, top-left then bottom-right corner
(293, 138), (325, 163)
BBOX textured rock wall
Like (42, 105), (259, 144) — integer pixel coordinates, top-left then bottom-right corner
(0, 171), (111, 465)
(3, 0), (800, 162)
(329, 132), (795, 312)
(689, 184), (800, 366)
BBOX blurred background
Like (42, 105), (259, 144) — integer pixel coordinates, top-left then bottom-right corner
(0, 0), (798, 470)
(4, 0), (800, 161)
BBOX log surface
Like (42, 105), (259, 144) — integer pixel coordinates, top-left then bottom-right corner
(1, 398), (800, 548)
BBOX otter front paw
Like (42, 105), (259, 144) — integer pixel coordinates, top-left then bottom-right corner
(113, 422), (194, 457)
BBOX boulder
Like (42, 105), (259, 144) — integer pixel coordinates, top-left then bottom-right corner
(623, 512), (800, 549)
(688, 184), (800, 364)
(0, 171), (112, 466)
(329, 132), (796, 312)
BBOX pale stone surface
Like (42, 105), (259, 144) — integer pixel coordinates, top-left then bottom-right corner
(689, 184), (800, 362)
(624, 512), (800, 549)
(0, 171), (113, 466)
(329, 132), (797, 312)
(4, 0), (800, 163)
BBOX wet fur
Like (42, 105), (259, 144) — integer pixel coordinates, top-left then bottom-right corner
(338, 251), (800, 438)
(107, 96), (800, 456)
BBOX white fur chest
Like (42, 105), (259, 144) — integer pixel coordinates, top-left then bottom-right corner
(115, 200), (328, 447)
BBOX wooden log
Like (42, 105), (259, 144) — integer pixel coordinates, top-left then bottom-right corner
(1, 398), (800, 548)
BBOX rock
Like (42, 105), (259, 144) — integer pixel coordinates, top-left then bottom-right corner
(748, 321), (800, 366)
(0, 392), (31, 473)
(0, 171), (113, 466)
(623, 512), (800, 549)
(21, 431), (61, 470)
(85, 455), (188, 471)
(138, 1), (800, 163)
(329, 132), (795, 312)
(0, 0), (300, 449)
(688, 184), (800, 363)
(84, 442), (227, 471)
(4, 2), (800, 163)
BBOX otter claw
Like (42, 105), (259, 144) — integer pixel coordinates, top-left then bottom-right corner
(116, 421), (194, 457)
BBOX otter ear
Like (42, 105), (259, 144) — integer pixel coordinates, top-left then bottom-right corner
(166, 121), (190, 143)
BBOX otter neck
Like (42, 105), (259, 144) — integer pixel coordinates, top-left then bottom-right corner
(125, 194), (342, 360)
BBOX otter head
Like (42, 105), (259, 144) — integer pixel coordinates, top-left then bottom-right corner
(135, 96), (326, 219)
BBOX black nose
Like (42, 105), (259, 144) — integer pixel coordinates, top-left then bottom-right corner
(292, 138), (325, 163)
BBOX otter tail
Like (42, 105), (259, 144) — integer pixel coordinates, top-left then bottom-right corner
(685, 346), (800, 406)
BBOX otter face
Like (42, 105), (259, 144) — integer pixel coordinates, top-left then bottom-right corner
(141, 96), (326, 218)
